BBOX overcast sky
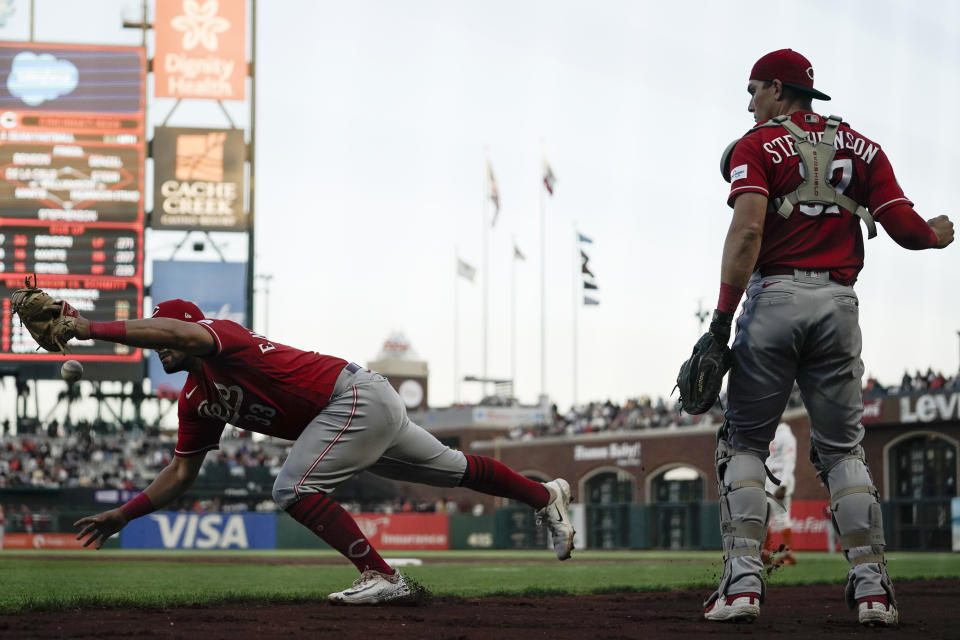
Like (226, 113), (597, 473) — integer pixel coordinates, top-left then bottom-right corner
(1, 0), (959, 424)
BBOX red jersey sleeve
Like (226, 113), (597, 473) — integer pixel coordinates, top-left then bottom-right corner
(863, 148), (912, 219)
(727, 132), (770, 206)
(175, 383), (226, 457)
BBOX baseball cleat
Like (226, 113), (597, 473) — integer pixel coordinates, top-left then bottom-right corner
(328, 569), (411, 605)
(857, 596), (898, 627)
(536, 478), (575, 560)
(704, 593), (760, 622)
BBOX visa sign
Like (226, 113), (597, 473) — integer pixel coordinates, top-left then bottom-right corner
(121, 512), (276, 549)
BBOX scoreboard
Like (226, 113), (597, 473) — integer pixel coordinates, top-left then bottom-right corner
(0, 43), (145, 380)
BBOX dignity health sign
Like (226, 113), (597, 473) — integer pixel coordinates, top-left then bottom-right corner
(154, 0), (246, 100)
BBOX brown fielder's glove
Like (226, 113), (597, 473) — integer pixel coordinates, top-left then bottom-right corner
(675, 311), (733, 415)
(10, 275), (80, 353)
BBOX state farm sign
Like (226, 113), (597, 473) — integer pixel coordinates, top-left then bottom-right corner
(900, 392), (960, 423)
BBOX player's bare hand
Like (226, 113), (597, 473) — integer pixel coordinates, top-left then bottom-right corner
(774, 486), (787, 500)
(928, 215), (954, 248)
(74, 508), (128, 549)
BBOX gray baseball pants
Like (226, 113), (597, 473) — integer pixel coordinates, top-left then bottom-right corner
(272, 364), (467, 508)
(709, 270), (893, 607)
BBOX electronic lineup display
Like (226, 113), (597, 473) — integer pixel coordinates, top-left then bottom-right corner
(0, 43), (146, 380)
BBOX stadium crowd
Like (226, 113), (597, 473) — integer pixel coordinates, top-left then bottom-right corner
(863, 369), (960, 397)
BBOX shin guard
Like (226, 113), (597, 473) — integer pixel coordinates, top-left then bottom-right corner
(704, 439), (769, 608)
(814, 445), (896, 609)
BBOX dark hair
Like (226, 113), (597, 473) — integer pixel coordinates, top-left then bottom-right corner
(762, 80), (813, 110)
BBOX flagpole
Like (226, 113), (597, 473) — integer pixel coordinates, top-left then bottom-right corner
(482, 154), (489, 399)
(572, 225), (578, 408)
(454, 251), (460, 405)
(511, 235), (517, 397)
(539, 150), (546, 402)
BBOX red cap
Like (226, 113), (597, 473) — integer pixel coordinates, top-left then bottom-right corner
(750, 49), (831, 101)
(151, 299), (205, 322)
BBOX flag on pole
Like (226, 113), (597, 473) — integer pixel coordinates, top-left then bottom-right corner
(542, 156), (556, 195)
(486, 157), (500, 227)
(580, 235), (599, 304)
(457, 258), (477, 282)
(580, 249), (594, 278)
(514, 243), (526, 261)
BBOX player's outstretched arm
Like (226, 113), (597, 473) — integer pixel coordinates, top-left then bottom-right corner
(877, 205), (954, 250)
(44, 302), (216, 356)
(74, 453), (207, 549)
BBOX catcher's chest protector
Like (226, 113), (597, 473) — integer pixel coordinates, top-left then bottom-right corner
(721, 114), (877, 239)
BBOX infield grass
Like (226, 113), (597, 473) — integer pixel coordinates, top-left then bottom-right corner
(1, 550), (958, 613)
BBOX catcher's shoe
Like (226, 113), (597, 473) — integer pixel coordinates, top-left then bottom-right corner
(857, 596), (898, 627)
(704, 593), (760, 623)
(536, 478), (575, 560)
(328, 569), (411, 605)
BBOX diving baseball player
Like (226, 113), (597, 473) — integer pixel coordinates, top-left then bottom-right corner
(701, 49), (954, 626)
(55, 299), (575, 604)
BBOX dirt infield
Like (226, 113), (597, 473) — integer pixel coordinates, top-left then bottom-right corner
(2, 579), (957, 639)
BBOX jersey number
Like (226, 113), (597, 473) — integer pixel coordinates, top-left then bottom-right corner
(797, 158), (852, 218)
(243, 403), (277, 427)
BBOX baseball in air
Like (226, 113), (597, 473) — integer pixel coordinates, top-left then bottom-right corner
(61, 359), (83, 383)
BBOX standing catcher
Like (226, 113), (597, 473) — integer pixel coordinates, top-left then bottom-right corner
(762, 421), (796, 567)
(677, 49), (953, 626)
(12, 293), (575, 604)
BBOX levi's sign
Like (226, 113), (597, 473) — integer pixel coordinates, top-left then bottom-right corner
(899, 392), (960, 423)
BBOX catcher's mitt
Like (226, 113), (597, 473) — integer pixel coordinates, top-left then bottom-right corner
(676, 331), (731, 415)
(10, 275), (80, 353)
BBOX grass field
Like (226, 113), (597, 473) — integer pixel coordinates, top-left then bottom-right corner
(2, 549), (959, 613)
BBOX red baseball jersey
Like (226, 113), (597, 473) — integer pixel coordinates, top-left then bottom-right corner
(175, 319), (348, 457)
(727, 111), (911, 284)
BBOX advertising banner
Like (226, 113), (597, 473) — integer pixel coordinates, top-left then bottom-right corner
(953, 497), (960, 552)
(351, 513), (449, 550)
(148, 260), (246, 393)
(121, 511), (275, 549)
(2, 533), (100, 549)
(767, 499), (831, 552)
(0, 42), (145, 379)
(152, 126), (246, 231)
(154, 0), (247, 100)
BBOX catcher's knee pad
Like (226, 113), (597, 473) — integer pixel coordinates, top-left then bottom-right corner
(814, 445), (896, 607)
(706, 439), (769, 607)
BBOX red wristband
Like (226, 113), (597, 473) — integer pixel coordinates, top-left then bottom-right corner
(717, 282), (745, 314)
(120, 492), (155, 521)
(89, 321), (127, 342)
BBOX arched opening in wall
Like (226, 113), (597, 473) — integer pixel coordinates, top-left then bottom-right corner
(887, 433), (957, 551)
(582, 469), (635, 549)
(650, 465), (705, 550)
